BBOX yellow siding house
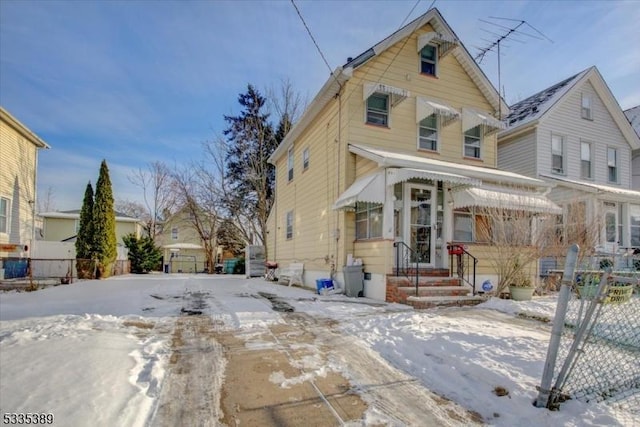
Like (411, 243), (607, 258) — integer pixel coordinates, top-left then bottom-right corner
(267, 8), (560, 301)
(0, 107), (50, 259)
(39, 210), (143, 245)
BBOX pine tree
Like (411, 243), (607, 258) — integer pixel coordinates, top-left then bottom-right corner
(93, 160), (117, 278)
(75, 182), (95, 278)
(76, 182), (94, 259)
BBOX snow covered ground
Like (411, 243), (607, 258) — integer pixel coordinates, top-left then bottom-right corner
(0, 274), (634, 426)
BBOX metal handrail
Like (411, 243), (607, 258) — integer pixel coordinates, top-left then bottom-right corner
(394, 241), (419, 295)
(447, 243), (477, 295)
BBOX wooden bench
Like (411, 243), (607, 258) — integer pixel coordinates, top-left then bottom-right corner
(278, 263), (304, 287)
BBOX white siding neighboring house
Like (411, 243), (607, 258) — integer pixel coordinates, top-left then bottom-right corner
(624, 105), (640, 190)
(499, 66), (640, 252)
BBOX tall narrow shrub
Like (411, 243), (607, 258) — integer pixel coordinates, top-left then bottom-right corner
(75, 182), (95, 278)
(93, 160), (117, 278)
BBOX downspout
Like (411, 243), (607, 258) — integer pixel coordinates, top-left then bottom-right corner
(30, 145), (41, 257)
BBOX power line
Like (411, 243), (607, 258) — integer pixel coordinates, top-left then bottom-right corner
(290, 0), (341, 88)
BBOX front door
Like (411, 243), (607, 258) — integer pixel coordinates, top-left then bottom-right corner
(404, 184), (436, 266)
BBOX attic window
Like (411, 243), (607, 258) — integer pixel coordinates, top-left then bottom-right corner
(581, 95), (592, 120)
(420, 44), (437, 76)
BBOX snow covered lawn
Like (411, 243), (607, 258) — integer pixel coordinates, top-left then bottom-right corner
(0, 274), (630, 426)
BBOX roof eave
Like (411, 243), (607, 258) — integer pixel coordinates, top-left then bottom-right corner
(499, 120), (539, 141)
(0, 107), (51, 149)
(268, 66), (350, 164)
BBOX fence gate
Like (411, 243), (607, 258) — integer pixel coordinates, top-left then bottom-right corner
(536, 245), (640, 424)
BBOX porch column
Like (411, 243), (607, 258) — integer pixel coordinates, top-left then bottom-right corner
(383, 171), (394, 240)
(442, 185), (454, 269)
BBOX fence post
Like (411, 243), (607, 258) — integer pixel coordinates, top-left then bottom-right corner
(535, 244), (579, 408)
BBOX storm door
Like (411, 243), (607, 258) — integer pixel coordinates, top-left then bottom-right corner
(404, 184), (436, 266)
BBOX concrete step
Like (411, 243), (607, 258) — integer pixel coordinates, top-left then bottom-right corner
(387, 276), (461, 287)
(405, 295), (486, 309)
(398, 286), (471, 297)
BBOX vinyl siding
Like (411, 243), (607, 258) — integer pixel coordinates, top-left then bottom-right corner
(271, 93), (343, 274)
(43, 216), (141, 245)
(497, 128), (537, 177)
(632, 151), (640, 190)
(0, 117), (38, 254)
(537, 81), (632, 187)
(345, 24), (499, 168)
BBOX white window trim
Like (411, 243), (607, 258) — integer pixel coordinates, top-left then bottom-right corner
(302, 147), (309, 171)
(607, 146), (618, 183)
(419, 43), (438, 76)
(551, 133), (566, 175)
(285, 210), (294, 240)
(463, 126), (482, 160)
(355, 202), (383, 240)
(171, 227), (178, 240)
(580, 140), (593, 179)
(365, 92), (390, 127)
(417, 114), (439, 152)
(0, 196), (9, 235)
(581, 94), (593, 120)
(287, 146), (294, 182)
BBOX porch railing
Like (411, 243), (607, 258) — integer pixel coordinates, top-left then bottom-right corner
(447, 243), (477, 295)
(393, 241), (419, 295)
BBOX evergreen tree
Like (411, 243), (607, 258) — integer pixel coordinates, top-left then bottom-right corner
(223, 85), (277, 253)
(122, 234), (162, 273)
(76, 182), (94, 259)
(93, 160), (117, 278)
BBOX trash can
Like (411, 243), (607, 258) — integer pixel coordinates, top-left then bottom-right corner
(164, 264), (169, 274)
(343, 265), (364, 297)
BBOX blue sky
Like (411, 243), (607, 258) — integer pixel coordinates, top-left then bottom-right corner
(1, 0), (639, 211)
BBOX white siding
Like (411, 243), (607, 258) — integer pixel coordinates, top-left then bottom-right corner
(537, 81), (632, 187)
(497, 128), (537, 177)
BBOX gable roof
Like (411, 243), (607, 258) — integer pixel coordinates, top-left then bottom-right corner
(625, 105), (640, 139)
(0, 106), (51, 149)
(39, 210), (142, 222)
(269, 8), (507, 164)
(501, 67), (640, 149)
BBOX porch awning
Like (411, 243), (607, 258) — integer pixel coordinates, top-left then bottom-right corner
(417, 32), (459, 58)
(462, 108), (506, 135)
(333, 172), (385, 210)
(363, 82), (410, 107)
(386, 168), (480, 187)
(452, 187), (562, 214)
(163, 243), (204, 250)
(416, 97), (461, 127)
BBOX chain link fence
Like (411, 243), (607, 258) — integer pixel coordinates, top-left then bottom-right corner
(536, 245), (640, 425)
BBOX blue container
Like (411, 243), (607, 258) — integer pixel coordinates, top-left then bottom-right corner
(316, 278), (333, 294)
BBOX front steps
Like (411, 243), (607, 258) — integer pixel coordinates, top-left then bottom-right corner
(386, 274), (486, 309)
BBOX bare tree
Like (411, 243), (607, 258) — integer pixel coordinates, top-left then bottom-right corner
(171, 165), (221, 274)
(37, 186), (56, 213)
(266, 77), (307, 133)
(128, 161), (174, 240)
(115, 199), (147, 219)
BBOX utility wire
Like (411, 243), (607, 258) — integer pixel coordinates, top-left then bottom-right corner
(290, 0), (342, 88)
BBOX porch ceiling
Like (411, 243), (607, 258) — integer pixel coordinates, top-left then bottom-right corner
(452, 187), (562, 214)
(386, 168), (480, 186)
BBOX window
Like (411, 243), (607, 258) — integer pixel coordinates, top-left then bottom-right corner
(418, 114), (438, 151)
(551, 135), (565, 174)
(285, 211), (293, 239)
(607, 147), (617, 182)
(580, 141), (592, 178)
(171, 227), (178, 240)
(420, 44), (437, 76)
(605, 211), (617, 243)
(0, 197), (8, 234)
(453, 210), (473, 242)
(287, 147), (294, 182)
(581, 94), (592, 120)
(303, 148), (309, 171)
(630, 204), (640, 247)
(355, 203), (383, 240)
(366, 93), (389, 126)
(464, 126), (481, 159)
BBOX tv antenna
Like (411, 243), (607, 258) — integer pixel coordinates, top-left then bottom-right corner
(474, 17), (553, 119)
